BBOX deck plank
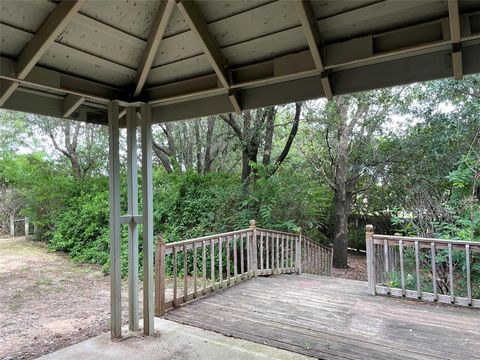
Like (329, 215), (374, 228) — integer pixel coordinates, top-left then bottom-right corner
(165, 275), (480, 360)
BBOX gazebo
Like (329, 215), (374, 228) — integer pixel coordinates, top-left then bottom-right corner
(1, 0), (479, 341)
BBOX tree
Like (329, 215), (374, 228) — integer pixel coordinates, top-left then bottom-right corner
(220, 103), (302, 190)
(303, 90), (402, 268)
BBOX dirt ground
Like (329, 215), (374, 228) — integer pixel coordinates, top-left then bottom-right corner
(331, 252), (367, 281)
(0, 236), (133, 360)
(0, 236), (368, 360)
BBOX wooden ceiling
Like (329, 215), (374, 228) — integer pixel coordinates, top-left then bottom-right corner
(1, 0), (479, 124)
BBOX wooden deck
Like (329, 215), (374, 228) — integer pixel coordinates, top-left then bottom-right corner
(165, 274), (480, 360)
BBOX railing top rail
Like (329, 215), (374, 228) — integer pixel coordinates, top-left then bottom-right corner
(165, 228), (251, 248)
(256, 227), (299, 237)
(302, 235), (333, 251)
(373, 233), (480, 246)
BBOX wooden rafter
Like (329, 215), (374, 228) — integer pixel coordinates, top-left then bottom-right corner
(62, 94), (85, 117)
(448, 0), (463, 80)
(295, 0), (333, 100)
(0, 0), (84, 106)
(133, 0), (175, 97)
(176, 0), (241, 114)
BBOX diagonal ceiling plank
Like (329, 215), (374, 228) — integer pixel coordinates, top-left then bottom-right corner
(176, 0), (241, 113)
(176, 0), (229, 90)
(0, 0), (84, 106)
(63, 93), (85, 118)
(447, 0), (463, 80)
(133, 0), (176, 97)
(295, 0), (333, 100)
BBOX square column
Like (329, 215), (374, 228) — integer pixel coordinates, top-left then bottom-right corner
(141, 103), (154, 335)
(108, 101), (122, 339)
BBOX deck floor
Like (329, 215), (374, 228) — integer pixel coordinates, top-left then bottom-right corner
(165, 274), (480, 360)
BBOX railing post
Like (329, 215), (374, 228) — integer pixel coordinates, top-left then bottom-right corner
(249, 220), (258, 277)
(366, 225), (376, 295)
(296, 230), (302, 274)
(10, 214), (14, 237)
(155, 235), (166, 317)
(24, 216), (29, 238)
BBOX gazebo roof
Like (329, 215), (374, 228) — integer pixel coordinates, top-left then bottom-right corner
(1, 0), (479, 125)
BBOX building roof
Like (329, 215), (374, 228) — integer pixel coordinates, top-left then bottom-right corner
(1, 0), (479, 125)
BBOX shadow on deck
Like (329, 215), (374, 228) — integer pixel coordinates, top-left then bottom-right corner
(165, 274), (480, 360)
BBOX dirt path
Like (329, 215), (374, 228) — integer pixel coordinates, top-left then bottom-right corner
(0, 236), (133, 360)
(331, 253), (367, 281)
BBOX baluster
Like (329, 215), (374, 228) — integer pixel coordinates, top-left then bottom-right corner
(290, 236), (294, 272)
(415, 241), (421, 299)
(399, 240), (405, 296)
(202, 241), (206, 295)
(466, 244), (472, 306)
(193, 243), (197, 299)
(240, 233), (245, 278)
(226, 236), (231, 286)
(233, 234), (238, 282)
(246, 232), (251, 277)
(210, 238), (215, 291)
(183, 244), (188, 302)
(384, 239), (390, 293)
(276, 235), (280, 274)
(266, 232), (270, 271)
(285, 235), (289, 272)
(218, 237), (223, 288)
(173, 246), (178, 306)
(448, 243), (454, 303)
(431, 242), (437, 301)
(260, 231), (264, 272)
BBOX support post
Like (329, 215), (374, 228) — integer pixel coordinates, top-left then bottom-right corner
(296, 230), (302, 274)
(24, 217), (29, 238)
(108, 101), (122, 339)
(155, 235), (166, 317)
(10, 214), (14, 237)
(126, 106), (139, 332)
(33, 222), (38, 236)
(249, 220), (257, 277)
(366, 225), (376, 295)
(141, 103), (154, 335)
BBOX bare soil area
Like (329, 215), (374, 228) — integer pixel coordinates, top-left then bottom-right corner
(331, 252), (367, 281)
(0, 236), (133, 360)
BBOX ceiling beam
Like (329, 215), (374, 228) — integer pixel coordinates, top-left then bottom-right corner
(176, 0), (241, 113)
(0, 0), (84, 106)
(62, 94), (85, 117)
(295, 0), (333, 100)
(448, 0), (463, 80)
(133, 0), (175, 97)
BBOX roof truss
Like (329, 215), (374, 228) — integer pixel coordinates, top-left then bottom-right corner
(448, 0), (463, 80)
(0, 0), (84, 106)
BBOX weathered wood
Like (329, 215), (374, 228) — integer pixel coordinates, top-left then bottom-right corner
(260, 231), (264, 271)
(448, 243), (454, 303)
(399, 240), (405, 296)
(465, 244), (472, 305)
(414, 240), (421, 299)
(154, 238), (165, 316)
(193, 243), (198, 299)
(226, 236), (231, 285)
(366, 225), (376, 295)
(233, 234), (238, 282)
(173, 246), (178, 307)
(166, 275), (480, 360)
(240, 233), (245, 279)
(210, 238), (215, 291)
(218, 237), (223, 288)
(266, 232), (270, 270)
(202, 240), (206, 295)
(431, 242), (438, 301)
(276, 235), (280, 275)
(183, 244), (188, 300)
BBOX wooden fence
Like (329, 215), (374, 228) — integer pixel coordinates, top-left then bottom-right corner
(366, 225), (480, 308)
(155, 220), (333, 316)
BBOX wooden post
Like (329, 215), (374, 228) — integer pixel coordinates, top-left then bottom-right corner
(126, 106), (139, 332)
(249, 220), (257, 277)
(24, 217), (29, 238)
(141, 103), (154, 335)
(33, 222), (38, 236)
(295, 230), (302, 274)
(366, 225), (376, 295)
(108, 100), (122, 339)
(10, 214), (14, 237)
(155, 236), (165, 317)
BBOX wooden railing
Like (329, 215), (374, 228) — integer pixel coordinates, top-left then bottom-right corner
(366, 225), (480, 308)
(155, 220), (333, 316)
